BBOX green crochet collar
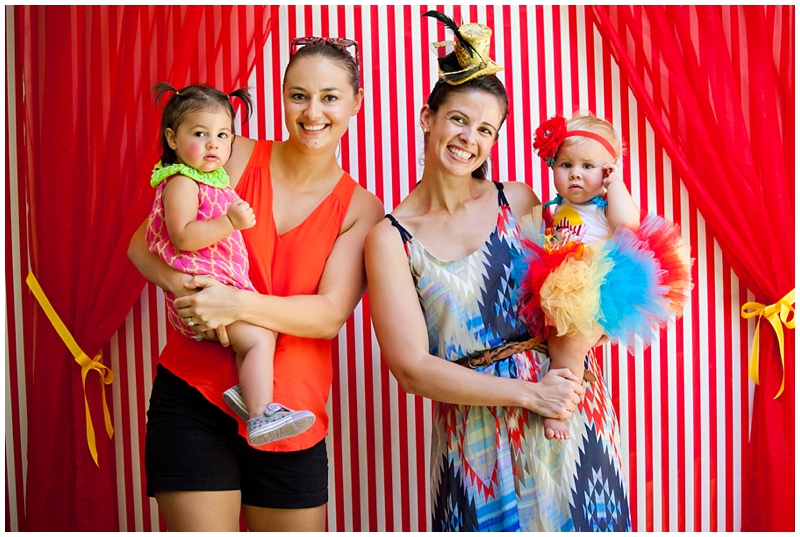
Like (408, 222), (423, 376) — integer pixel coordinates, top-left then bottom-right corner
(150, 162), (230, 188)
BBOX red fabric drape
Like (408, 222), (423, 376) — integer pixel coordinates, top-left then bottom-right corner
(13, 6), (271, 531)
(591, 6), (794, 531)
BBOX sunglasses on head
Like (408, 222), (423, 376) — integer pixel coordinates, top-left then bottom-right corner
(290, 36), (360, 71)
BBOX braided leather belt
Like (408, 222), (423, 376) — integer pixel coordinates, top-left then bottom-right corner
(455, 337), (599, 382)
(455, 337), (546, 369)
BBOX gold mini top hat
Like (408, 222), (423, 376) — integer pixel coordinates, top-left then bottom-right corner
(424, 11), (503, 85)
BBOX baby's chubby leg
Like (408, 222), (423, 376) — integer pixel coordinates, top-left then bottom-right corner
(227, 322), (277, 419)
(544, 329), (602, 440)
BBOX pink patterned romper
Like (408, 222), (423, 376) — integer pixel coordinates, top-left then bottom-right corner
(145, 162), (255, 337)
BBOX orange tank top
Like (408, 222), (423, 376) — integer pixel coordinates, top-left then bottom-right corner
(158, 140), (357, 451)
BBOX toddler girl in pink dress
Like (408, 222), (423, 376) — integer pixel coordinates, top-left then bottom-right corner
(146, 83), (314, 446)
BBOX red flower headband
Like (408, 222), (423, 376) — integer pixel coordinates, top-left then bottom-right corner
(533, 115), (617, 167)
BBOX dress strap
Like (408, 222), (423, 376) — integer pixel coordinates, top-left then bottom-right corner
(493, 181), (510, 207)
(385, 214), (412, 243)
(330, 172), (358, 208)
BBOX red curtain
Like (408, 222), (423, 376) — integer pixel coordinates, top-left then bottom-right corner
(13, 6), (272, 531)
(591, 6), (794, 531)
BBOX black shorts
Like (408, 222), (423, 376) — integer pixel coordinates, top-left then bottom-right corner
(144, 365), (328, 509)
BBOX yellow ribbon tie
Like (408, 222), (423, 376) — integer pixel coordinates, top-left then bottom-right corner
(26, 272), (114, 466)
(741, 288), (795, 399)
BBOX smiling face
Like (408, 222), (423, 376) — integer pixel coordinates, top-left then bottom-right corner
(282, 56), (364, 153)
(420, 89), (504, 179)
(552, 139), (614, 204)
(165, 108), (233, 172)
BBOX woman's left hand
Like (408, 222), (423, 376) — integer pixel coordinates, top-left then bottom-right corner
(173, 275), (243, 333)
(193, 327), (230, 347)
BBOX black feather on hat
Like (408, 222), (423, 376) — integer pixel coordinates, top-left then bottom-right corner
(423, 10), (503, 85)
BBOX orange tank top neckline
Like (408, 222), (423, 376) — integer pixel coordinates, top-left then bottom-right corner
(241, 140), (351, 239)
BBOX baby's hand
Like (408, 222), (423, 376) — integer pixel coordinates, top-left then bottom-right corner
(602, 163), (623, 188)
(226, 199), (256, 230)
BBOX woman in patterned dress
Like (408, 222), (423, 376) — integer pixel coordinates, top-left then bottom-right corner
(365, 14), (631, 532)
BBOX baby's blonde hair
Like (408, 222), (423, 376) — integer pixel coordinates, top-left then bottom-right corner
(561, 112), (624, 160)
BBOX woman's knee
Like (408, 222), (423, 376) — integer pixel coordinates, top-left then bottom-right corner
(155, 490), (241, 531)
(242, 504), (326, 532)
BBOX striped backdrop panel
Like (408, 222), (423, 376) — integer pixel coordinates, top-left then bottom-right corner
(6, 5), (762, 532)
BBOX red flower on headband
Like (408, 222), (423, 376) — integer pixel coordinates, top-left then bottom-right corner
(533, 115), (568, 166)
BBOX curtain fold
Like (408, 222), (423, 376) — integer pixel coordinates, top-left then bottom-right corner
(14, 6), (271, 530)
(591, 5), (794, 531)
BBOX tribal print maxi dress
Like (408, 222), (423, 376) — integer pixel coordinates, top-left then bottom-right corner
(387, 182), (631, 532)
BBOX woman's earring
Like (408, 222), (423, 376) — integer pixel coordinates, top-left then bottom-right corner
(335, 141), (341, 160)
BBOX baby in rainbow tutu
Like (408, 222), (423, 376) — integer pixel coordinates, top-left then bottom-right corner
(514, 112), (693, 440)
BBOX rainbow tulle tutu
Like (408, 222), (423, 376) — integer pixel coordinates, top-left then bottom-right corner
(512, 212), (693, 348)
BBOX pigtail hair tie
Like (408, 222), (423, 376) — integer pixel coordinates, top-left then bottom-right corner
(151, 81), (180, 109)
(226, 87), (255, 125)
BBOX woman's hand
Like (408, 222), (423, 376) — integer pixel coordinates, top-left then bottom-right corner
(193, 326), (230, 347)
(173, 275), (244, 333)
(172, 272), (201, 299)
(128, 219), (204, 298)
(527, 368), (585, 419)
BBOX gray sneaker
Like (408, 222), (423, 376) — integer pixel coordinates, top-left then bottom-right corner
(222, 385), (249, 422)
(246, 403), (316, 446)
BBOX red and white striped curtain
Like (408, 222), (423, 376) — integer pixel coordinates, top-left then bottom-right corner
(6, 4), (791, 532)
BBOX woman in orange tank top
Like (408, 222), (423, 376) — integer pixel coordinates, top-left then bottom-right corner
(128, 39), (383, 532)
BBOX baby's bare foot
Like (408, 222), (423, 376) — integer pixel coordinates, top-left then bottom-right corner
(544, 417), (570, 440)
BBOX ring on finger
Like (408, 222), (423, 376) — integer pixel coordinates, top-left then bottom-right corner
(186, 317), (195, 327)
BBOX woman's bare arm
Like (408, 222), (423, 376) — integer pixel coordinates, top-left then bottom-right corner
(224, 135), (256, 187)
(365, 218), (584, 418)
(502, 180), (541, 219)
(174, 187), (385, 340)
(127, 218), (195, 297)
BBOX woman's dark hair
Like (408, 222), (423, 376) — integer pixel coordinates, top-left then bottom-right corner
(425, 72), (509, 179)
(283, 42), (361, 95)
(151, 82), (254, 165)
